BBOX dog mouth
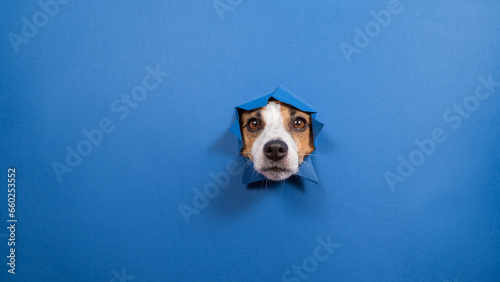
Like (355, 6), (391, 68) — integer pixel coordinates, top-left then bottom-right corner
(262, 165), (291, 173)
(259, 165), (295, 181)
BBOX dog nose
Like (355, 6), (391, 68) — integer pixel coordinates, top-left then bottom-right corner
(264, 140), (288, 161)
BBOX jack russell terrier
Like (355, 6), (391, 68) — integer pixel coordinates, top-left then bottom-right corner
(239, 99), (315, 181)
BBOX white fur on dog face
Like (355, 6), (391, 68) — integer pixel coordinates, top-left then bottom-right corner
(251, 102), (299, 181)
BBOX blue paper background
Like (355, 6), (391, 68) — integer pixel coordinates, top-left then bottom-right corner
(1, 0), (499, 281)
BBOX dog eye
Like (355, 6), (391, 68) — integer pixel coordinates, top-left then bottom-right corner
(293, 117), (307, 129)
(247, 118), (261, 131)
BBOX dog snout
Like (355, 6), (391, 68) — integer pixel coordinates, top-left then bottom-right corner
(264, 140), (288, 161)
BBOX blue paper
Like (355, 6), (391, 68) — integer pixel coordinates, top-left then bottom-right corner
(230, 86), (324, 184)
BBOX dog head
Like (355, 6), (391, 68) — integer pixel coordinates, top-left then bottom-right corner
(239, 99), (315, 181)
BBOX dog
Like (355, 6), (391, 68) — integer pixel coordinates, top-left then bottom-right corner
(239, 98), (315, 181)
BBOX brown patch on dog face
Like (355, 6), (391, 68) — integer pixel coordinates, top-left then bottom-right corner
(239, 107), (265, 161)
(279, 102), (315, 163)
